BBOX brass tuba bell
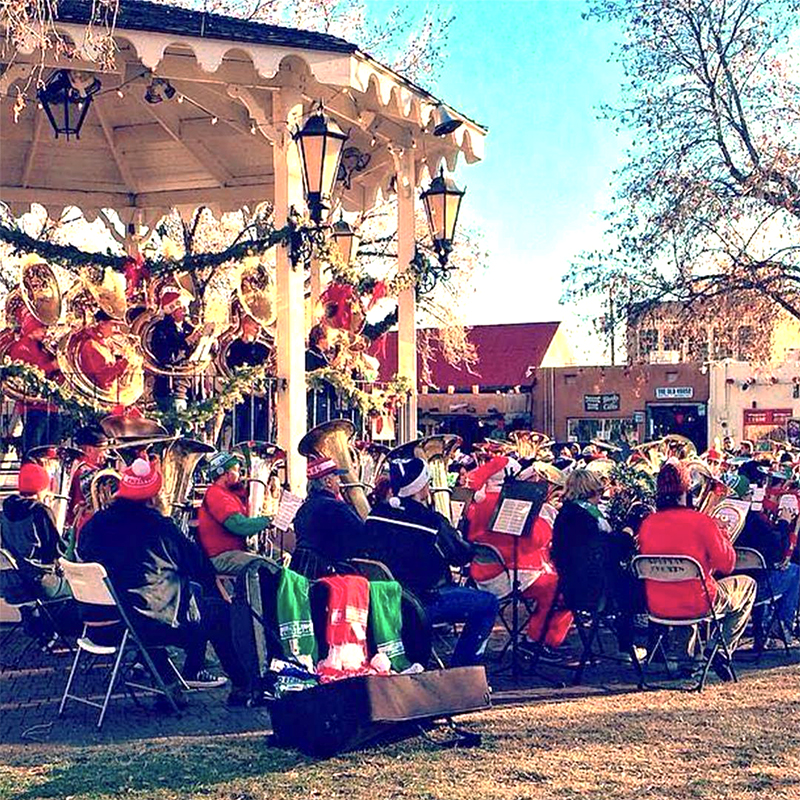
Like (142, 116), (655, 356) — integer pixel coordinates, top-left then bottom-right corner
(387, 434), (462, 522)
(298, 419), (371, 519)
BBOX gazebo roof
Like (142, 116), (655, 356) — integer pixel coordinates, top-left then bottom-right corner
(0, 2), (486, 224)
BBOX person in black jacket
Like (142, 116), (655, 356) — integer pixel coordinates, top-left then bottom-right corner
(735, 466), (800, 646)
(551, 469), (642, 654)
(150, 287), (196, 412)
(291, 456), (366, 578)
(0, 462), (70, 601)
(305, 324), (337, 426)
(77, 457), (249, 699)
(363, 457), (499, 667)
(226, 315), (271, 442)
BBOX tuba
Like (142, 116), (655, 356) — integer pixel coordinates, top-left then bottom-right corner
(298, 419), (370, 519)
(509, 430), (554, 461)
(688, 460), (733, 516)
(156, 437), (215, 519)
(387, 434), (462, 522)
(234, 440), (286, 518)
(89, 468), (122, 512)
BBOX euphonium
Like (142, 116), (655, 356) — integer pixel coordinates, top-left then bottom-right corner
(89, 468), (122, 512)
(688, 460), (732, 515)
(387, 434), (462, 522)
(298, 419), (370, 519)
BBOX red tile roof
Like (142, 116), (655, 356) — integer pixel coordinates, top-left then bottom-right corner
(371, 322), (562, 389)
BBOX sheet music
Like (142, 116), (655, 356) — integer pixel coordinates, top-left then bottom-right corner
(450, 500), (466, 524)
(491, 498), (533, 536)
(273, 490), (303, 532)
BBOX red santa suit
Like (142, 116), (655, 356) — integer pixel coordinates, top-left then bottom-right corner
(7, 311), (62, 413)
(466, 457), (572, 647)
(76, 326), (129, 391)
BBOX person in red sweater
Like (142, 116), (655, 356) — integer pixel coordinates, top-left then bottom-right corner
(638, 461), (756, 680)
(196, 452), (273, 575)
(466, 456), (573, 660)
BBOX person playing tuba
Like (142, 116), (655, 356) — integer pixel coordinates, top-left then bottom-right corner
(150, 286), (196, 412)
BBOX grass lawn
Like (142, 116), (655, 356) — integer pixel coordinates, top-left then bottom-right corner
(1, 663), (798, 800)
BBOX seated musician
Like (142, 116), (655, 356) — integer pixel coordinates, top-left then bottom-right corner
(78, 457), (247, 700)
(196, 452), (273, 576)
(150, 287), (195, 412)
(66, 424), (109, 539)
(226, 315), (270, 442)
(363, 457), (499, 667)
(466, 456), (572, 661)
(290, 457), (366, 579)
(552, 469), (644, 661)
(637, 461), (756, 680)
(0, 462), (71, 601)
(733, 461), (800, 648)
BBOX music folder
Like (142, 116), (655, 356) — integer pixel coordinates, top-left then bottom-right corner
(488, 479), (548, 538)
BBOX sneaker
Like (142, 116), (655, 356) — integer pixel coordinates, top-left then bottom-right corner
(518, 640), (565, 664)
(711, 653), (734, 683)
(183, 669), (228, 689)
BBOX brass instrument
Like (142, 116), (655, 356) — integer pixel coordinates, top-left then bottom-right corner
(238, 260), (276, 330)
(357, 442), (390, 495)
(628, 439), (665, 473)
(20, 257), (63, 326)
(27, 444), (83, 532)
(157, 437), (215, 518)
(233, 441), (286, 518)
(387, 434), (462, 522)
(508, 430), (554, 461)
(298, 419), (371, 519)
(662, 433), (697, 460)
(89, 468), (122, 512)
(585, 457), (616, 480)
(689, 460), (733, 516)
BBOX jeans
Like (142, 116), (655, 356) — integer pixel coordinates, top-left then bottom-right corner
(752, 563), (800, 638)
(425, 585), (499, 667)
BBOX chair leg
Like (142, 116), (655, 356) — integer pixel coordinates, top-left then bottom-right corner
(131, 639), (180, 714)
(573, 615), (600, 686)
(59, 627), (87, 717)
(97, 630), (129, 729)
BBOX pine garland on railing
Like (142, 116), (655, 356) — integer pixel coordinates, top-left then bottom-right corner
(306, 367), (412, 415)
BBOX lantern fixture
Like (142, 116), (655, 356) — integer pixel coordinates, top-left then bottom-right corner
(420, 167), (466, 267)
(293, 103), (348, 224)
(38, 69), (101, 140)
(144, 77), (176, 104)
(331, 213), (360, 266)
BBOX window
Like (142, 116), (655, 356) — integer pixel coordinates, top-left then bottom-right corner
(712, 328), (734, 359)
(564, 374), (577, 386)
(567, 418), (638, 445)
(737, 326), (755, 360)
(637, 328), (658, 359)
(662, 327), (681, 352)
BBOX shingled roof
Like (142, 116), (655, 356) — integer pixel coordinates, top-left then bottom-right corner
(372, 322), (564, 390)
(56, 0), (357, 54)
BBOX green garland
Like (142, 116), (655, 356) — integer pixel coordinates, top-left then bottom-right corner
(363, 307), (399, 340)
(306, 367), (412, 416)
(0, 222), (291, 277)
(606, 463), (656, 532)
(0, 359), (104, 422)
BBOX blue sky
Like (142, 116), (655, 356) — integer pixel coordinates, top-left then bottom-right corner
(369, 0), (627, 359)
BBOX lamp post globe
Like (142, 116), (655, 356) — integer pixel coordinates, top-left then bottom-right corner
(420, 167), (465, 267)
(331, 215), (360, 266)
(293, 105), (348, 224)
(38, 69), (101, 140)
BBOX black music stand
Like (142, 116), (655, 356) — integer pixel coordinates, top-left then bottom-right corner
(488, 478), (547, 678)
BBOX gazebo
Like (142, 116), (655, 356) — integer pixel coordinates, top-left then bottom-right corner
(0, 0), (486, 489)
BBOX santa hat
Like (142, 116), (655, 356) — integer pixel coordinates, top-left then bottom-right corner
(307, 456), (347, 481)
(117, 458), (163, 501)
(656, 459), (689, 499)
(388, 457), (429, 507)
(18, 462), (50, 495)
(467, 455), (521, 503)
(160, 286), (191, 315)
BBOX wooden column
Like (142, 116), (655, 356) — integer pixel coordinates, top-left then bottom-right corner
(274, 89), (308, 493)
(396, 150), (418, 442)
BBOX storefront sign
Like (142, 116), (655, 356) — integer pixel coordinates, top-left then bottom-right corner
(633, 411), (645, 424)
(655, 386), (694, 400)
(584, 393), (620, 412)
(742, 408), (793, 426)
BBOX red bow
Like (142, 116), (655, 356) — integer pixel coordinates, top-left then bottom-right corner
(321, 283), (356, 330)
(111, 404), (144, 419)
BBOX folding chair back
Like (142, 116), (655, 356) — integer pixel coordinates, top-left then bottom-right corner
(348, 558), (397, 583)
(734, 547), (766, 572)
(632, 555), (704, 583)
(58, 559), (115, 606)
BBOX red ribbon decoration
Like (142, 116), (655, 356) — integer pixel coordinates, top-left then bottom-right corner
(320, 283), (355, 330)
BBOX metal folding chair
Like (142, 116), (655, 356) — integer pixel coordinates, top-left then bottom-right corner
(57, 558), (183, 729)
(468, 543), (536, 662)
(632, 554), (737, 691)
(0, 548), (72, 666)
(734, 547), (790, 655)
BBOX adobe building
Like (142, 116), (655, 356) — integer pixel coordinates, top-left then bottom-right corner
(375, 322), (574, 444)
(708, 356), (800, 447)
(532, 363), (710, 450)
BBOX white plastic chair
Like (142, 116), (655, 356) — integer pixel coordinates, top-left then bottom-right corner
(632, 554), (737, 691)
(57, 558), (182, 728)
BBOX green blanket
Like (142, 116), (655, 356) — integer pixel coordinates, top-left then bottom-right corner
(275, 568), (317, 668)
(368, 580), (411, 672)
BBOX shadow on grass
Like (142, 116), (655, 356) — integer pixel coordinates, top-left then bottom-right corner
(11, 737), (308, 799)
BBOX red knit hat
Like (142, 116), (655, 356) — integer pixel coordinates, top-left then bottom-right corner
(657, 460), (689, 498)
(117, 457), (163, 501)
(160, 286), (190, 315)
(18, 462), (50, 495)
